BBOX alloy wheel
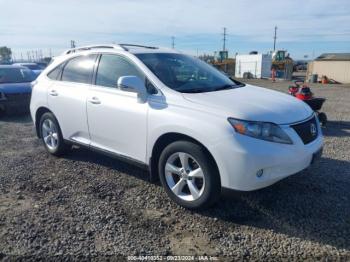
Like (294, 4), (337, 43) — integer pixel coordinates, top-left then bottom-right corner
(41, 119), (59, 151)
(164, 152), (205, 201)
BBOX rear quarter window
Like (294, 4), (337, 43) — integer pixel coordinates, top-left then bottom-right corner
(47, 63), (64, 80)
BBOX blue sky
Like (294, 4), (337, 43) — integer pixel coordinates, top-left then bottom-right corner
(1, 0), (349, 59)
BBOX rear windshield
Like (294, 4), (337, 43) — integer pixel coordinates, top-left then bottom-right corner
(0, 67), (37, 84)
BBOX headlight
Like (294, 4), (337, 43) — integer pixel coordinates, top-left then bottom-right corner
(228, 118), (293, 144)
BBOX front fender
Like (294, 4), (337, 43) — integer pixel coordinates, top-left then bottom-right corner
(147, 102), (233, 168)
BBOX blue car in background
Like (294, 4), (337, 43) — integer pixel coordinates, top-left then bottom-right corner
(0, 65), (36, 115)
(13, 62), (44, 76)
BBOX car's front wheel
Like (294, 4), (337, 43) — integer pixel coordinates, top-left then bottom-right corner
(39, 112), (69, 156)
(158, 141), (221, 209)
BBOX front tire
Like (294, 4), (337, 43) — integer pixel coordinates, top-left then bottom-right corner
(39, 112), (69, 156)
(158, 141), (221, 209)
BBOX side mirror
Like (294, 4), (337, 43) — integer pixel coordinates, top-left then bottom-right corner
(118, 76), (148, 103)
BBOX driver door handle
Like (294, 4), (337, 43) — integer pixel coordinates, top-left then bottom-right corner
(88, 97), (101, 104)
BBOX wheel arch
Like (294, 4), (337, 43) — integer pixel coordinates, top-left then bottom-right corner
(35, 107), (52, 138)
(149, 132), (220, 183)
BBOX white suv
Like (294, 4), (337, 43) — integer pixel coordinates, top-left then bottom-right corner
(30, 44), (323, 209)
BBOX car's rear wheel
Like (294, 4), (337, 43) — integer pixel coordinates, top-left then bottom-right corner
(39, 112), (69, 156)
(158, 141), (221, 209)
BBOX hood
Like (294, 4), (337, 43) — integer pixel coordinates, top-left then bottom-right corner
(0, 82), (32, 94)
(182, 84), (313, 124)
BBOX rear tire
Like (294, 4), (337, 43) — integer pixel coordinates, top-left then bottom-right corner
(158, 140), (221, 209)
(39, 112), (69, 156)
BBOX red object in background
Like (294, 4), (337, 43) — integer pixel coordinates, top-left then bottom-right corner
(295, 90), (313, 100)
(296, 86), (313, 100)
(287, 81), (327, 126)
(288, 86), (299, 96)
(288, 83), (313, 100)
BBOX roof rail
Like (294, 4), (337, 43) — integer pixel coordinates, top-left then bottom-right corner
(119, 44), (158, 51)
(61, 43), (159, 55)
(62, 44), (127, 55)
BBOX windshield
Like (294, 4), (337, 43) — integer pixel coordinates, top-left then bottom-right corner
(135, 53), (244, 93)
(0, 67), (37, 84)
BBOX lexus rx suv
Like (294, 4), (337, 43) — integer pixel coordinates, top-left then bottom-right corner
(30, 44), (323, 209)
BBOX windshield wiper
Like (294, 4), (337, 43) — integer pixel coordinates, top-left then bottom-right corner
(179, 88), (209, 93)
(178, 84), (242, 93)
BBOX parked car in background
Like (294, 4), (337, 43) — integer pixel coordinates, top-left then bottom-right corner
(35, 62), (49, 69)
(13, 62), (43, 76)
(30, 44), (323, 209)
(0, 65), (36, 115)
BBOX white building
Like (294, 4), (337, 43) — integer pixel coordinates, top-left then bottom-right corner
(235, 53), (272, 79)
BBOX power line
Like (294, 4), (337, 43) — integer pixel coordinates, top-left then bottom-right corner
(273, 26), (277, 51)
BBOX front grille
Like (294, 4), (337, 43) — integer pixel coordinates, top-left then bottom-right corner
(291, 116), (318, 144)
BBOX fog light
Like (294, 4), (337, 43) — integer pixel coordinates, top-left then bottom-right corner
(256, 169), (264, 178)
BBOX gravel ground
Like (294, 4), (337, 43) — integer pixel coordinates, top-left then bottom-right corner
(0, 79), (349, 260)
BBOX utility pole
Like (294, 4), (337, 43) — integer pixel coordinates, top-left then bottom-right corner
(222, 27), (227, 51)
(273, 26), (277, 51)
(171, 36), (175, 49)
(70, 40), (76, 48)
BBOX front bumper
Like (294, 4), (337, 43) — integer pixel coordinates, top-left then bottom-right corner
(211, 120), (324, 191)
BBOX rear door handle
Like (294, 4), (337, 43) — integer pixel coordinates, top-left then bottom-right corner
(88, 97), (101, 104)
(49, 90), (58, 96)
